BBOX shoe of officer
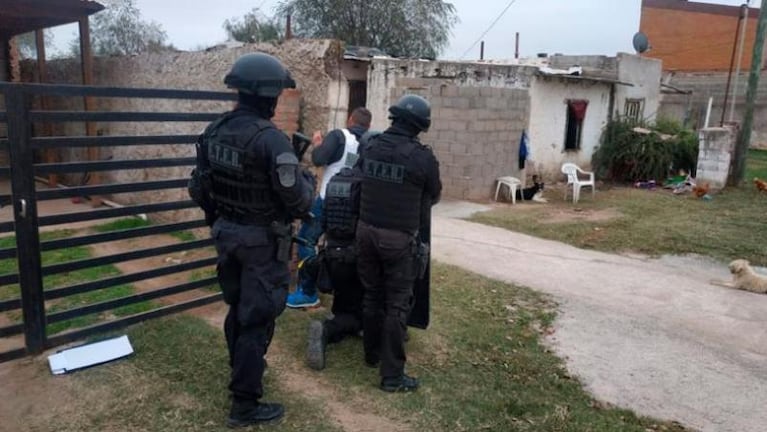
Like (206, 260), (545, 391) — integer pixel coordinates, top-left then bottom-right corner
(227, 398), (284, 428)
(380, 374), (419, 393)
(286, 287), (320, 309)
(306, 320), (328, 371)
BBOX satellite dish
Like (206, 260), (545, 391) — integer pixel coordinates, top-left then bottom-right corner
(633, 32), (650, 54)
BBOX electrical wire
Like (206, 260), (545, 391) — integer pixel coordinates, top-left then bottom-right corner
(459, 0), (519, 59)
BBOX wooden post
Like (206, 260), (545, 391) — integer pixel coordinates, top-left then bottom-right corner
(731, 0), (767, 186)
(35, 29), (57, 187)
(79, 16), (101, 206)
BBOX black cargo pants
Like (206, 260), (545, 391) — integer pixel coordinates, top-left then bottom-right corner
(212, 219), (289, 402)
(355, 221), (417, 378)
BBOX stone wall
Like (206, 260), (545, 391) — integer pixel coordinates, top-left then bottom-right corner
(697, 126), (737, 189)
(24, 39), (341, 137)
(15, 40), (338, 221)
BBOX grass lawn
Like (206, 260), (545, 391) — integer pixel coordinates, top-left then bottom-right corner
(37, 263), (688, 431)
(0, 223), (156, 335)
(472, 149), (767, 265)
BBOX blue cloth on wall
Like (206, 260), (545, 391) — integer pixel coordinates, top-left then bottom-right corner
(518, 130), (529, 170)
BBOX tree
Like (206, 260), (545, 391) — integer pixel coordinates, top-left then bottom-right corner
(84, 0), (170, 56)
(14, 30), (55, 59)
(223, 8), (283, 43)
(276, 0), (457, 59)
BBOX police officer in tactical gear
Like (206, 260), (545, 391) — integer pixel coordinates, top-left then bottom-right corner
(355, 94), (441, 392)
(189, 52), (315, 427)
(306, 167), (365, 370)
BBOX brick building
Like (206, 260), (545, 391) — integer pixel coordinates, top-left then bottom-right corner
(640, 0), (765, 72)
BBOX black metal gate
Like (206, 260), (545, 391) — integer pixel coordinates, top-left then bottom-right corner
(0, 82), (235, 363)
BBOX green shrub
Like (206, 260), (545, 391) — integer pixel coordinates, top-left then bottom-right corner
(592, 117), (698, 182)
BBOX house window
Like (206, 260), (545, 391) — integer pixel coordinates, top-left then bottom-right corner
(624, 98), (645, 122)
(565, 100), (588, 151)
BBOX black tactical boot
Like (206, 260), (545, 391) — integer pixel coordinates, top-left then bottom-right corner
(380, 374), (419, 393)
(227, 399), (284, 428)
(306, 320), (327, 371)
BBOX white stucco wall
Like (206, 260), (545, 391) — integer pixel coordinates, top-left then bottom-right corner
(615, 53), (662, 122)
(528, 76), (612, 179)
(367, 58), (537, 131)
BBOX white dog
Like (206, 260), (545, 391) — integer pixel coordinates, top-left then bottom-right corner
(710, 259), (767, 294)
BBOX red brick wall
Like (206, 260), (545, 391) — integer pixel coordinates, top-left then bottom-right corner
(273, 88), (300, 137)
(640, 0), (764, 71)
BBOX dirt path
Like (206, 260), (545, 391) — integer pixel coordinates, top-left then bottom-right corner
(267, 339), (412, 432)
(432, 203), (767, 432)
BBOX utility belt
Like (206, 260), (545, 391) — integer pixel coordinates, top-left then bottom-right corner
(219, 209), (275, 226)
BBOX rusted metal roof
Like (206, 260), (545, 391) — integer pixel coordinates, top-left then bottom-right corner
(0, 0), (104, 37)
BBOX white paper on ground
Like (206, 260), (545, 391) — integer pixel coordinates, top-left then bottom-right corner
(48, 335), (134, 375)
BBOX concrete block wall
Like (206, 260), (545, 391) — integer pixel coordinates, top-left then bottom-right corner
(390, 80), (530, 200)
(697, 126), (737, 189)
(659, 71), (767, 149)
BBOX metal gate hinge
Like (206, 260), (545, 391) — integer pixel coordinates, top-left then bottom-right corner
(19, 199), (27, 219)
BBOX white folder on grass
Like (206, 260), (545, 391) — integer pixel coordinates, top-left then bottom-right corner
(48, 335), (133, 375)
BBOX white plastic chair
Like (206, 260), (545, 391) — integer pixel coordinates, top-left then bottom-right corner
(561, 163), (595, 203)
(494, 176), (521, 204)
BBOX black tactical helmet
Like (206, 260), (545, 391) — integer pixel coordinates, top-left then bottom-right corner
(224, 53), (296, 98)
(388, 94), (431, 132)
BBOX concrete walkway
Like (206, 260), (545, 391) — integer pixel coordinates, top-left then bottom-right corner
(431, 202), (767, 432)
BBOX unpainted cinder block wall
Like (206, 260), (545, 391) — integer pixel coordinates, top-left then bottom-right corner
(390, 79), (530, 200)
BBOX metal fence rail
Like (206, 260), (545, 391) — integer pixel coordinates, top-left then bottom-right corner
(0, 82), (236, 363)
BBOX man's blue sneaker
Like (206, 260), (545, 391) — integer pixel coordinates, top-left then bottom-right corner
(286, 290), (320, 308)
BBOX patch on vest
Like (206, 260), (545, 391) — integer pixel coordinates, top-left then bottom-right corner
(276, 152), (298, 188)
(363, 159), (405, 184)
(344, 152), (359, 168)
(326, 181), (352, 198)
(208, 142), (243, 172)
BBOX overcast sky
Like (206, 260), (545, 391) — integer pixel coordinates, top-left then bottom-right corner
(49, 0), (755, 59)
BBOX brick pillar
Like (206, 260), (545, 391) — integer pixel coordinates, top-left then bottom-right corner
(273, 89), (301, 137)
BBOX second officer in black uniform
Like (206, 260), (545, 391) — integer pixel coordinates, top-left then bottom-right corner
(189, 52), (315, 426)
(355, 94), (441, 392)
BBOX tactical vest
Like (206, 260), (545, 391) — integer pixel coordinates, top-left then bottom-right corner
(359, 134), (423, 233)
(323, 168), (361, 242)
(204, 113), (278, 224)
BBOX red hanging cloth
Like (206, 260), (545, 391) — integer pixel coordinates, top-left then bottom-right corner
(568, 100), (589, 122)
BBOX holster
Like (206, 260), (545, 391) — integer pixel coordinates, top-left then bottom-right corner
(271, 221), (293, 262)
